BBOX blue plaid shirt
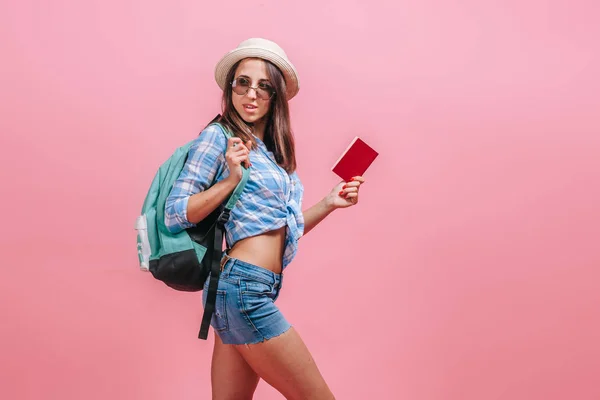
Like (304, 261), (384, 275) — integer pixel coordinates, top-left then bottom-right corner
(164, 124), (305, 269)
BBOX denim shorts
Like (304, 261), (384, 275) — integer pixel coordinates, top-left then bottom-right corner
(202, 253), (291, 345)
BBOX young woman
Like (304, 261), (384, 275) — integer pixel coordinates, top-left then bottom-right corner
(165, 38), (365, 400)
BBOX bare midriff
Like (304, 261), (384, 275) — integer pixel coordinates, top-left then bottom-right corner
(227, 226), (287, 274)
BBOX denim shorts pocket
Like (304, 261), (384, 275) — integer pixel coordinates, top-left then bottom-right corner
(241, 280), (273, 296)
(212, 290), (229, 332)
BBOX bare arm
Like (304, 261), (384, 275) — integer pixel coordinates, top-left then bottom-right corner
(186, 136), (252, 223)
(185, 175), (240, 223)
(302, 197), (336, 236)
(302, 176), (365, 236)
(164, 128), (252, 233)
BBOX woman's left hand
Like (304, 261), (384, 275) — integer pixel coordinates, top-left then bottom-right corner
(327, 176), (366, 209)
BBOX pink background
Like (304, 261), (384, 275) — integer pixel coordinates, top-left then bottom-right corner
(2, 0), (599, 399)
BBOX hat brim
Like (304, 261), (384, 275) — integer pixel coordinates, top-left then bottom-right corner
(214, 47), (300, 100)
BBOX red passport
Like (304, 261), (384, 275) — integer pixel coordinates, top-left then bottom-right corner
(331, 137), (379, 182)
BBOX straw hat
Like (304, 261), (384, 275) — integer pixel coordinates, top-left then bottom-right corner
(214, 38), (300, 100)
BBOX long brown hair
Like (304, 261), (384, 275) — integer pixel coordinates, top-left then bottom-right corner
(218, 59), (297, 173)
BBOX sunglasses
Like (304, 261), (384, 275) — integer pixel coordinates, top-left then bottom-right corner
(231, 76), (275, 100)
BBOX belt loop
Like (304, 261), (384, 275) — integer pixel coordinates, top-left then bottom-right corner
(220, 253), (231, 272)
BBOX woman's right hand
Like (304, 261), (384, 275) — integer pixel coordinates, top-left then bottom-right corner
(225, 137), (252, 183)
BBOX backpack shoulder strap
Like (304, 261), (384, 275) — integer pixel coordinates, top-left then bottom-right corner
(199, 121), (249, 340)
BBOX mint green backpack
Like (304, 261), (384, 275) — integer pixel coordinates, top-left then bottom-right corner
(135, 116), (248, 339)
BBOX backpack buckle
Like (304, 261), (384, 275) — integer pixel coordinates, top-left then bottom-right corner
(217, 209), (231, 227)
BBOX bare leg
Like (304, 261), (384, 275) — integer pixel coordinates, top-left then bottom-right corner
(211, 334), (260, 400)
(235, 327), (334, 400)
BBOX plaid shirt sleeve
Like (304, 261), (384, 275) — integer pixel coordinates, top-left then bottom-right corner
(290, 171), (304, 210)
(290, 171), (305, 234)
(164, 125), (228, 233)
